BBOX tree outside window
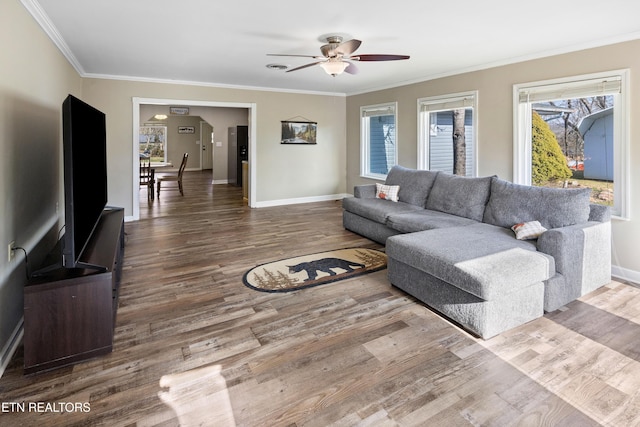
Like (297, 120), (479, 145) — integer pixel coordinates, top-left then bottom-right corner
(139, 126), (167, 162)
(531, 95), (614, 207)
(514, 71), (628, 218)
(418, 92), (477, 176)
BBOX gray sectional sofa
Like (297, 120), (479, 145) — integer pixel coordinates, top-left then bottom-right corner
(343, 166), (611, 339)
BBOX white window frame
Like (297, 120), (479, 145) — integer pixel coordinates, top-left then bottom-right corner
(513, 70), (630, 219)
(417, 91), (478, 176)
(360, 102), (398, 180)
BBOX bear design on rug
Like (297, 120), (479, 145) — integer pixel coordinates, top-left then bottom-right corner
(288, 258), (366, 281)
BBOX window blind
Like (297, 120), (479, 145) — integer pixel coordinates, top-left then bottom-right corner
(362, 105), (395, 117)
(518, 76), (621, 103)
(419, 95), (474, 112)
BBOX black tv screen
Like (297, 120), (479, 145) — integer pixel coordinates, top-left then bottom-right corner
(61, 95), (108, 268)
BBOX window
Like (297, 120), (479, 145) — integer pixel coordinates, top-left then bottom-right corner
(139, 125), (167, 162)
(418, 91), (477, 176)
(360, 102), (397, 180)
(514, 70), (629, 218)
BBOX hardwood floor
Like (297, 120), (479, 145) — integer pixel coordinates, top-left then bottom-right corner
(1, 171), (639, 426)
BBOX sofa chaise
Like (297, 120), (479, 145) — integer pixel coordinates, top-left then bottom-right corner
(342, 166), (611, 339)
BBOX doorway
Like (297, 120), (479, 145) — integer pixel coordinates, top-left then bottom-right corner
(132, 98), (257, 221)
(201, 121), (214, 170)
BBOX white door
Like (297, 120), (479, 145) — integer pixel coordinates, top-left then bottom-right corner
(201, 121), (214, 170)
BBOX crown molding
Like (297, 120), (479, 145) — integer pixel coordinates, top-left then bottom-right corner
(20, 0), (85, 75)
(20, 0), (346, 97)
(20, 0), (640, 98)
(83, 72), (347, 97)
(346, 32), (640, 96)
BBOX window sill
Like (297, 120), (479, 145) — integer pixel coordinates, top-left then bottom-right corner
(360, 173), (387, 182)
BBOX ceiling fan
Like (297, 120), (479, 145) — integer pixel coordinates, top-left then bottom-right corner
(267, 36), (410, 76)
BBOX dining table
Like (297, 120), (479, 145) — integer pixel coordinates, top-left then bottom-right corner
(142, 161), (173, 201)
(150, 161), (173, 172)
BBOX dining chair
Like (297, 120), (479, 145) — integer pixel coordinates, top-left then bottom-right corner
(139, 158), (155, 201)
(157, 153), (188, 197)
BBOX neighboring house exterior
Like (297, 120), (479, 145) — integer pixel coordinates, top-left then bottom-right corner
(579, 107), (614, 181)
(369, 115), (396, 175)
(428, 110), (474, 176)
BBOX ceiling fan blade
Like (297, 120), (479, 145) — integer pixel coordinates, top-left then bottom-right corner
(285, 61), (324, 73)
(335, 39), (362, 56)
(351, 54), (410, 61)
(344, 62), (358, 75)
(267, 53), (322, 59)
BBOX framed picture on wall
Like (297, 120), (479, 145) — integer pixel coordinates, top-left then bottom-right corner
(281, 120), (317, 144)
(178, 126), (195, 134)
(170, 106), (189, 115)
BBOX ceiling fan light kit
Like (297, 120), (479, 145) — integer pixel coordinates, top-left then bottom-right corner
(267, 35), (409, 77)
(319, 59), (349, 76)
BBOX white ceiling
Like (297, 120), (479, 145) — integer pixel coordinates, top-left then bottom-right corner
(25, 0), (640, 95)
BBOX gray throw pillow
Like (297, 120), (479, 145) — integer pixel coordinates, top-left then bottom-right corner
(483, 177), (591, 229)
(385, 166), (438, 207)
(425, 172), (493, 221)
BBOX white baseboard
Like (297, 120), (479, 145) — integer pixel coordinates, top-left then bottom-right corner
(0, 318), (23, 379)
(612, 264), (640, 285)
(254, 193), (349, 208)
(212, 179), (229, 185)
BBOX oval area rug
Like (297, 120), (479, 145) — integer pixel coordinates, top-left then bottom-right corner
(243, 248), (387, 292)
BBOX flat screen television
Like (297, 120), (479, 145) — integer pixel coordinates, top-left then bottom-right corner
(61, 94), (108, 269)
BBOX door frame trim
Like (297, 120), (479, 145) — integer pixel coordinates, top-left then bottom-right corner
(132, 97), (257, 220)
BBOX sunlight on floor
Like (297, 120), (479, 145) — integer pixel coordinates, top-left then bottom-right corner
(479, 283), (640, 426)
(158, 364), (236, 427)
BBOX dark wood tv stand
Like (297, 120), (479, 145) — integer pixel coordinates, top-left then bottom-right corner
(23, 207), (125, 375)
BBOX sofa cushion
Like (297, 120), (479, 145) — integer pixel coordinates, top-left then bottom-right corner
(386, 223), (555, 300)
(483, 177), (591, 230)
(353, 184), (376, 199)
(387, 209), (478, 233)
(342, 197), (423, 224)
(385, 166), (438, 207)
(425, 173), (493, 221)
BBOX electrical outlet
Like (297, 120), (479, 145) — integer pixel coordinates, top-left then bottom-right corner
(8, 241), (15, 262)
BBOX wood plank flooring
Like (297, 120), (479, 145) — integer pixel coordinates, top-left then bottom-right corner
(1, 171), (640, 426)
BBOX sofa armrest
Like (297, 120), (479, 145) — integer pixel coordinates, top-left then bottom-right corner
(589, 203), (611, 222)
(537, 221), (611, 298)
(354, 184), (377, 199)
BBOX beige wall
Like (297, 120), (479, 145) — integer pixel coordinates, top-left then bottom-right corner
(165, 116), (203, 168)
(189, 106), (249, 183)
(80, 79), (347, 211)
(346, 39), (640, 279)
(140, 105), (204, 168)
(0, 0), (82, 368)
